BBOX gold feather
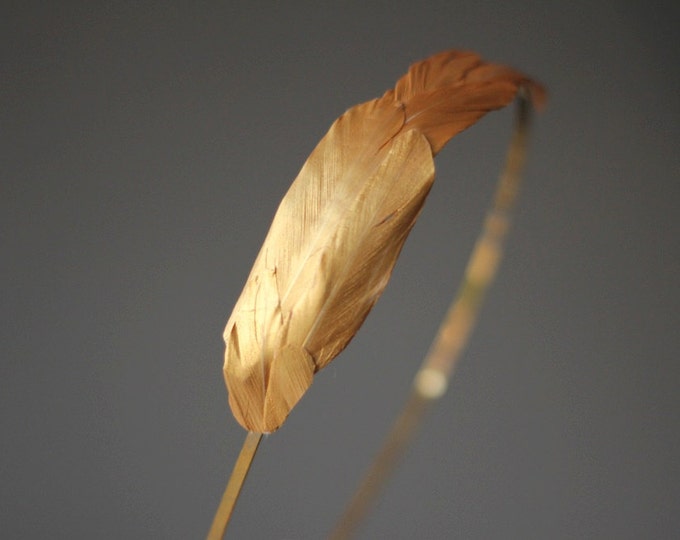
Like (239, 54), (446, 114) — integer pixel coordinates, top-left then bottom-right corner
(223, 50), (544, 433)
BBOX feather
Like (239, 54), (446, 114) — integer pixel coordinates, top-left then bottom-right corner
(223, 50), (544, 433)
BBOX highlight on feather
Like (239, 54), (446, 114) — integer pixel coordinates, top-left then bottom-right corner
(222, 50), (545, 434)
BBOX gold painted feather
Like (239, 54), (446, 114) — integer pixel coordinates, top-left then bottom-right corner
(223, 50), (545, 433)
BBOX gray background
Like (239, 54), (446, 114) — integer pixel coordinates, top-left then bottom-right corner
(2, 2), (678, 539)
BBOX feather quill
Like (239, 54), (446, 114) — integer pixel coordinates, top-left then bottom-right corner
(223, 50), (544, 433)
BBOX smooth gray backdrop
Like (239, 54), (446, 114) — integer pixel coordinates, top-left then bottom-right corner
(2, 2), (678, 539)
